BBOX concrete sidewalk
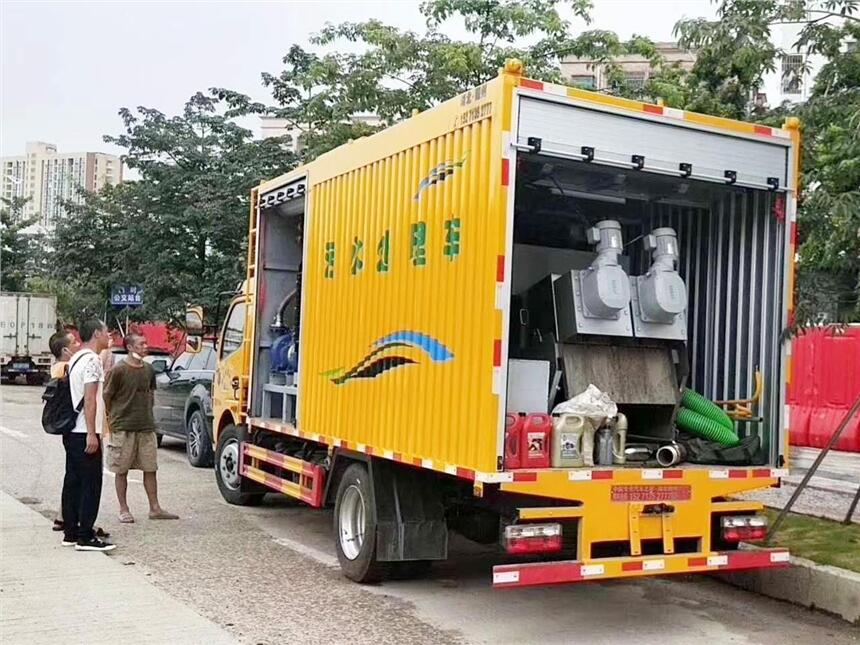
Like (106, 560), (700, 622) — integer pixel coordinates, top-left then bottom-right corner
(0, 491), (237, 645)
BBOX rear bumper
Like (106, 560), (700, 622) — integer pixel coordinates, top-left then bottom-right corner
(493, 548), (790, 588)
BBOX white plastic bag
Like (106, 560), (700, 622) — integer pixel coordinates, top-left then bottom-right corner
(553, 384), (617, 426)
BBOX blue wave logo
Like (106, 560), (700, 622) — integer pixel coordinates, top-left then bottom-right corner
(322, 330), (453, 385)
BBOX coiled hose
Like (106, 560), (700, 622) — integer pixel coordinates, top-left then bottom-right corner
(676, 389), (738, 446)
(681, 389), (734, 431)
(676, 408), (740, 446)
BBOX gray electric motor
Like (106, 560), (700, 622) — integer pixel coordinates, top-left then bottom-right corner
(555, 220), (633, 339)
(631, 227), (688, 340)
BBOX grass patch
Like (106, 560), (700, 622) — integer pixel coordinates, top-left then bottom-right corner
(763, 509), (860, 573)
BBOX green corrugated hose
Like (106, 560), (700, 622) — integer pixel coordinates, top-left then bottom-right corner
(676, 408), (740, 446)
(681, 388), (734, 431)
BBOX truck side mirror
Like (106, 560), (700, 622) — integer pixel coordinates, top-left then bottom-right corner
(185, 306), (204, 354)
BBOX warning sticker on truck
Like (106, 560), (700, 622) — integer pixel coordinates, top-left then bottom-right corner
(611, 485), (691, 502)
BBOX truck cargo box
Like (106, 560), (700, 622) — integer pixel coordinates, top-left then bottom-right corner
(244, 64), (795, 477)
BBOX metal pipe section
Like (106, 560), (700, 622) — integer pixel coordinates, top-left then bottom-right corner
(656, 442), (688, 467)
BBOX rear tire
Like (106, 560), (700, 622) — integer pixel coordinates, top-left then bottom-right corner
(333, 462), (388, 583)
(186, 409), (214, 468)
(156, 433), (164, 447)
(215, 424), (264, 506)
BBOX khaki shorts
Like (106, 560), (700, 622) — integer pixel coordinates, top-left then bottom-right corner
(107, 430), (158, 474)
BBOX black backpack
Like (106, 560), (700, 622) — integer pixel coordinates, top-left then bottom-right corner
(41, 352), (88, 435)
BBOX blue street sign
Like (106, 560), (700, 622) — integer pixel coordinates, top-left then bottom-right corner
(111, 285), (144, 307)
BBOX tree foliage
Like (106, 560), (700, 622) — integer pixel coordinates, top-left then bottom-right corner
(217, 0), (674, 160)
(0, 197), (43, 292)
(48, 93), (296, 323)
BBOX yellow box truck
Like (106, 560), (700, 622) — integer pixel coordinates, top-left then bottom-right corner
(205, 60), (797, 587)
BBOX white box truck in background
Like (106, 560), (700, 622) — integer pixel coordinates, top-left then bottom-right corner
(1, 292), (57, 384)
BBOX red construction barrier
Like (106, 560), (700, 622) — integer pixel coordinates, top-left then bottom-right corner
(789, 326), (860, 452)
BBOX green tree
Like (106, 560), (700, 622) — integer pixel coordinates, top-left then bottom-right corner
(49, 93), (297, 322)
(667, 1), (859, 319)
(0, 197), (43, 292)
(218, 0), (671, 161)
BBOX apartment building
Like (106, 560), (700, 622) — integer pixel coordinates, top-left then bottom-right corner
(561, 42), (696, 92)
(1, 141), (122, 227)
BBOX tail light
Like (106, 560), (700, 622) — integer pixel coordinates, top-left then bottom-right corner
(504, 523), (562, 554)
(721, 515), (768, 542)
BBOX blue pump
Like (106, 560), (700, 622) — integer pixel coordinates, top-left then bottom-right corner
(271, 330), (298, 373)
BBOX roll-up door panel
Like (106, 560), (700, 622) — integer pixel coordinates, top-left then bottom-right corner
(517, 96), (789, 188)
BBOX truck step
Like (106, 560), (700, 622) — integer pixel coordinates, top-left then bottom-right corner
(239, 442), (325, 507)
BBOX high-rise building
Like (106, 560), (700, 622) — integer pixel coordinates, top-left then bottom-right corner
(1, 141), (123, 227)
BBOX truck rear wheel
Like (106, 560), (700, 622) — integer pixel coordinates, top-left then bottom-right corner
(215, 424), (265, 506)
(334, 462), (388, 583)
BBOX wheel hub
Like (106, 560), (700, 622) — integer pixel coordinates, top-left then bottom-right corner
(219, 439), (241, 490)
(338, 484), (366, 560)
(188, 416), (200, 459)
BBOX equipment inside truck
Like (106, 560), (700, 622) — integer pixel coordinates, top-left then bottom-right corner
(506, 152), (786, 469)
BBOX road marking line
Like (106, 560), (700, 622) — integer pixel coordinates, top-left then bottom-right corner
(272, 536), (339, 568)
(0, 425), (28, 439)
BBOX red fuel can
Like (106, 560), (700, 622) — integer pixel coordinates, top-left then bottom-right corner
(521, 413), (552, 469)
(504, 413), (525, 469)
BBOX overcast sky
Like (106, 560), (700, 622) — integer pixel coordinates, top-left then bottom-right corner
(0, 0), (716, 158)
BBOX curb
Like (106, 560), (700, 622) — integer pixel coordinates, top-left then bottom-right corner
(717, 555), (860, 624)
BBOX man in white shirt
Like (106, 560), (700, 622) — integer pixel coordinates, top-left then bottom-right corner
(62, 318), (116, 552)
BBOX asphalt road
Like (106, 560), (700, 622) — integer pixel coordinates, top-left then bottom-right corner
(1, 385), (857, 645)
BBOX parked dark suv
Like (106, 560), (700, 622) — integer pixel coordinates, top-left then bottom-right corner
(151, 346), (216, 467)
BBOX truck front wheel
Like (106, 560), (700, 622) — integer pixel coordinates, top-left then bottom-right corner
(215, 425), (264, 506)
(334, 462), (388, 583)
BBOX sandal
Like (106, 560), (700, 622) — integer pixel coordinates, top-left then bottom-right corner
(119, 511), (135, 524)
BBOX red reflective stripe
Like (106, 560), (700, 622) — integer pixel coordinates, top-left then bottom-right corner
(752, 468), (772, 478)
(726, 550), (787, 570)
(495, 561), (582, 588)
(663, 470), (683, 479)
(643, 104), (663, 115)
(497, 255), (506, 282)
(513, 471), (538, 482)
(413, 457), (423, 467)
(790, 221), (797, 247)
(728, 469), (748, 479)
(456, 467), (476, 481)
(493, 339), (502, 367)
(754, 125), (772, 136)
(495, 549), (789, 588)
(501, 158), (510, 186)
(520, 79), (544, 91)
(592, 470), (614, 480)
